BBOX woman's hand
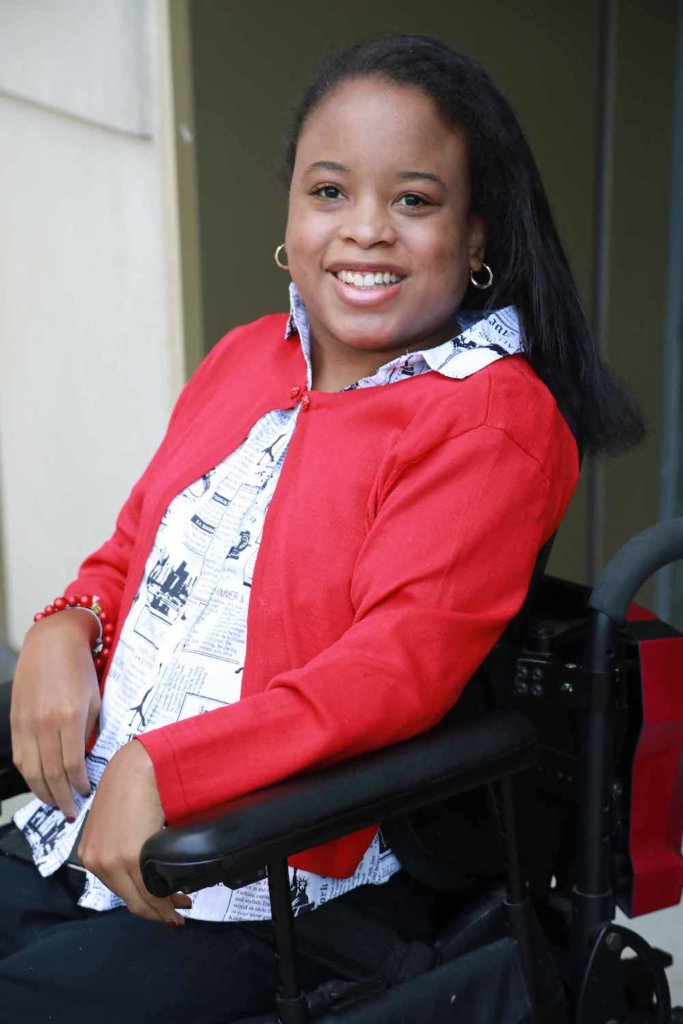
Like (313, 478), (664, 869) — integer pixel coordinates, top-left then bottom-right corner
(78, 740), (192, 926)
(11, 612), (102, 820)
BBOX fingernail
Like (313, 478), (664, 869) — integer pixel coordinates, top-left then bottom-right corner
(65, 816), (76, 824)
(166, 920), (182, 928)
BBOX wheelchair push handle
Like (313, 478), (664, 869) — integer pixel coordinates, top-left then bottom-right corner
(573, 516), (683, 967)
(588, 516), (683, 625)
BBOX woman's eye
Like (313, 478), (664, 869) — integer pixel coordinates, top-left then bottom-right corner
(313, 185), (343, 200)
(396, 193), (428, 208)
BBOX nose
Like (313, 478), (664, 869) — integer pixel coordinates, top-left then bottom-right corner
(340, 194), (396, 249)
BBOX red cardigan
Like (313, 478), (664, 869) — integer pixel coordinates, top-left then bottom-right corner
(65, 314), (579, 877)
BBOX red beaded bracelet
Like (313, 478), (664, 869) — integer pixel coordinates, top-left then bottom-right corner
(33, 595), (114, 674)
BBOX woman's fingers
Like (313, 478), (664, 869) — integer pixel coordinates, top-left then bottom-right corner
(123, 872), (183, 925)
(13, 724), (88, 817)
(60, 717), (92, 797)
(12, 734), (56, 809)
(36, 728), (77, 820)
(10, 613), (102, 817)
(130, 870), (187, 926)
(77, 741), (171, 925)
(171, 892), (193, 911)
(82, 852), (185, 926)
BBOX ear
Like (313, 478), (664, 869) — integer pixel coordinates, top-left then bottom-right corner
(467, 213), (487, 269)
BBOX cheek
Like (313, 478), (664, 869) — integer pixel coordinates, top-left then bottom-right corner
(286, 224), (328, 286)
(417, 243), (468, 292)
(410, 218), (470, 282)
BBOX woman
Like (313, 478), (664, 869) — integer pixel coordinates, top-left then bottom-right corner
(1, 33), (643, 1023)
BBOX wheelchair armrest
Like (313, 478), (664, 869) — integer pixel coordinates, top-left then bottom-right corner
(0, 678), (13, 762)
(141, 709), (536, 897)
(0, 679), (25, 802)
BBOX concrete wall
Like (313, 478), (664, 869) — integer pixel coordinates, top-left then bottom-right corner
(0, 0), (153, 135)
(0, 0), (184, 649)
(604, 0), (679, 600)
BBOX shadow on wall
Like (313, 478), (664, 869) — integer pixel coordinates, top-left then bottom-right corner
(0, 647), (17, 681)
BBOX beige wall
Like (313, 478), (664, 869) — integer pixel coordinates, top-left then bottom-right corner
(0, 0), (184, 649)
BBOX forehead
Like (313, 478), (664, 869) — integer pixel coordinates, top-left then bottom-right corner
(294, 77), (468, 176)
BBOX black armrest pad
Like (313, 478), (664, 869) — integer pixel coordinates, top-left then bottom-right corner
(0, 679), (13, 764)
(141, 710), (536, 897)
(0, 679), (29, 802)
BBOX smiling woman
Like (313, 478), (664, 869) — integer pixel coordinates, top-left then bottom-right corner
(1, 31), (645, 1024)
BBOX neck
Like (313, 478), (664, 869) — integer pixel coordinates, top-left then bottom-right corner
(310, 338), (389, 392)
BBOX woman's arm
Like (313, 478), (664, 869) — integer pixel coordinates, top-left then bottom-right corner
(11, 611), (101, 819)
(11, 334), (231, 819)
(137, 421), (578, 822)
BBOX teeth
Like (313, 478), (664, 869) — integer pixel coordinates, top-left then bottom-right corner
(335, 269), (402, 288)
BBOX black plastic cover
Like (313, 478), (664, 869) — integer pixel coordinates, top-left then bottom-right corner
(141, 710), (536, 897)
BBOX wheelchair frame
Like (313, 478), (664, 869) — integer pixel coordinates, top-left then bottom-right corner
(140, 520), (683, 1023)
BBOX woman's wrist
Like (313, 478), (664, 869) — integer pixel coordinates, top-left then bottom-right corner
(31, 595), (113, 673)
(27, 607), (99, 645)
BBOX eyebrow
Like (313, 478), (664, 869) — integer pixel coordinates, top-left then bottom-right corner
(397, 169), (445, 187)
(305, 161), (445, 187)
(306, 160), (350, 174)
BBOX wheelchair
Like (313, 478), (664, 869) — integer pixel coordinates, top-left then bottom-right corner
(1, 519), (682, 1023)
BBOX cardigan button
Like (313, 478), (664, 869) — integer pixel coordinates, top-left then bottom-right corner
(300, 394), (310, 410)
(290, 384), (301, 398)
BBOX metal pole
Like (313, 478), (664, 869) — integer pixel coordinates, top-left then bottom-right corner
(496, 778), (538, 1021)
(572, 610), (617, 991)
(267, 859), (310, 1024)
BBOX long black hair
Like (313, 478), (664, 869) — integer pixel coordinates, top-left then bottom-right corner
(282, 33), (645, 456)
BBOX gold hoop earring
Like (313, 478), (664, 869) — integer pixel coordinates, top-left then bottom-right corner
(274, 243), (289, 271)
(470, 262), (493, 290)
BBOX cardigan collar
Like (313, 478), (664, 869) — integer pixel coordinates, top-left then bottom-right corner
(284, 283), (522, 388)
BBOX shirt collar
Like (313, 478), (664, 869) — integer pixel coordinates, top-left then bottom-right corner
(285, 282), (522, 388)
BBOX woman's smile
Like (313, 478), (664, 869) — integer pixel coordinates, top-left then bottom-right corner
(327, 263), (405, 308)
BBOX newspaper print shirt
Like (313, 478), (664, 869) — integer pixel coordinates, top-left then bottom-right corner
(15, 286), (522, 921)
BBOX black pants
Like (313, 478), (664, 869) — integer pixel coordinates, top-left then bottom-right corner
(0, 851), (439, 1024)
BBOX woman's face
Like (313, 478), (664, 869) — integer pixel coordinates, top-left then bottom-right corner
(285, 77), (486, 368)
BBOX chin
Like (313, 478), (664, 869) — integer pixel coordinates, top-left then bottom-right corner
(327, 315), (406, 351)
(337, 331), (406, 354)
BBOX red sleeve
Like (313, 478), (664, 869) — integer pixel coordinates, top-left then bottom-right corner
(137, 422), (578, 823)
